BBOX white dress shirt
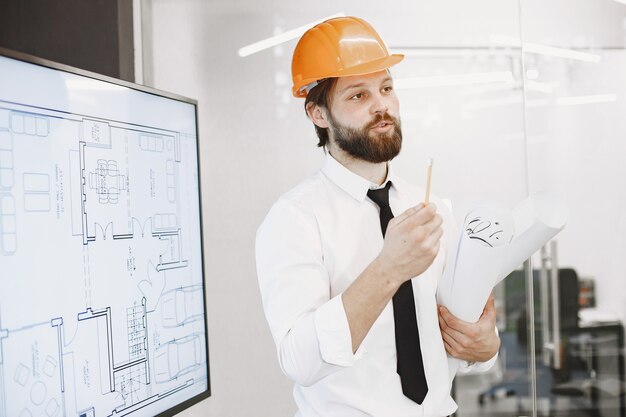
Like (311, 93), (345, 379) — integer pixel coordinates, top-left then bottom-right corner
(256, 154), (496, 417)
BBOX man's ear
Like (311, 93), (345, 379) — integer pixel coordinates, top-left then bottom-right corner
(306, 102), (330, 129)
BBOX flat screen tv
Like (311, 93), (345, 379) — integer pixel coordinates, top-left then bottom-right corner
(0, 47), (210, 417)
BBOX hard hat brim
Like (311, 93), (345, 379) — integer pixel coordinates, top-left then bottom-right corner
(293, 53), (404, 98)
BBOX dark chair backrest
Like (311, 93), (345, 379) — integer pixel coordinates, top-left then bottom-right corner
(504, 268), (580, 346)
(558, 268), (580, 332)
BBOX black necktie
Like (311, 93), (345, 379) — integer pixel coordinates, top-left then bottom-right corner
(367, 182), (428, 404)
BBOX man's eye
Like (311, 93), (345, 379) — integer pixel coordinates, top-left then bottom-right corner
(383, 86), (393, 92)
(350, 93), (363, 100)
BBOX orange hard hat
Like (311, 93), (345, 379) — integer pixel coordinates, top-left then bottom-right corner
(291, 16), (404, 98)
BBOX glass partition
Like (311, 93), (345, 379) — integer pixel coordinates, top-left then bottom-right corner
(519, 1), (626, 416)
(385, 2), (539, 416)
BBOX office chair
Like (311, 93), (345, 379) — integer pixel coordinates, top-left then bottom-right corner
(477, 268), (625, 417)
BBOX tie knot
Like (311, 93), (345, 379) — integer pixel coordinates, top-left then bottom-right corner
(367, 181), (392, 209)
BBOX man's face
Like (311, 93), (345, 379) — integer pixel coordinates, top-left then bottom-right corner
(326, 70), (402, 163)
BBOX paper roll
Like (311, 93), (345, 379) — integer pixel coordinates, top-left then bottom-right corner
(437, 191), (568, 323)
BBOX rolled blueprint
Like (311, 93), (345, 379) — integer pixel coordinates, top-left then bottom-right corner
(437, 191), (568, 323)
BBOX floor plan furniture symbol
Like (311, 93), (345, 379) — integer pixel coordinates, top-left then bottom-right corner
(89, 159), (127, 204)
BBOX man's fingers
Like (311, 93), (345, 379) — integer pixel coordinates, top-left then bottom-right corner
(391, 204), (424, 225)
(438, 310), (469, 345)
(421, 213), (443, 235)
(439, 305), (467, 330)
(440, 305), (483, 345)
(431, 213), (444, 231)
(393, 203), (437, 228)
(440, 325), (466, 354)
(422, 226), (443, 249)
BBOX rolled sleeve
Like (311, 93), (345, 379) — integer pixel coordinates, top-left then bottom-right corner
(256, 197), (360, 386)
(464, 351), (498, 373)
(315, 294), (366, 366)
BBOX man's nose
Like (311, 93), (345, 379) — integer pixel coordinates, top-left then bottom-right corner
(370, 92), (389, 114)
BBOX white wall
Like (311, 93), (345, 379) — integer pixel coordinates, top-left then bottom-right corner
(140, 2), (307, 416)
(524, 49), (626, 322)
(139, 1), (626, 415)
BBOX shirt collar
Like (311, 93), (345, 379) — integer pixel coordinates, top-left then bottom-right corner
(321, 153), (403, 202)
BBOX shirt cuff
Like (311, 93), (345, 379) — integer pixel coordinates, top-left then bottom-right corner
(314, 293), (366, 367)
(459, 350), (498, 373)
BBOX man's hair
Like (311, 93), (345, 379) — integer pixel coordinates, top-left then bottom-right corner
(304, 78), (338, 148)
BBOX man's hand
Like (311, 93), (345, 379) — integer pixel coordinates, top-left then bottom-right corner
(438, 293), (500, 363)
(376, 203), (443, 286)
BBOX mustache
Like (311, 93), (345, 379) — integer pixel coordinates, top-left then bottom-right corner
(366, 112), (399, 129)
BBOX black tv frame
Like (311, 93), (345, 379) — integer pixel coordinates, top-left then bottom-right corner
(0, 46), (211, 417)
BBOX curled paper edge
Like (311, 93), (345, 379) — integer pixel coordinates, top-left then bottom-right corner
(437, 191), (568, 323)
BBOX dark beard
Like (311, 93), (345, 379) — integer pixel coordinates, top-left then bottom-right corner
(329, 112), (402, 163)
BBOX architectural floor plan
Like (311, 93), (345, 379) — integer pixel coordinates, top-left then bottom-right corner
(0, 99), (207, 417)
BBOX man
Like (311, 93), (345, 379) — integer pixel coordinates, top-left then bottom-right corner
(256, 16), (500, 417)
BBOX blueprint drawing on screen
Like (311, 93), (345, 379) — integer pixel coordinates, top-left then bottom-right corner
(0, 97), (207, 417)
